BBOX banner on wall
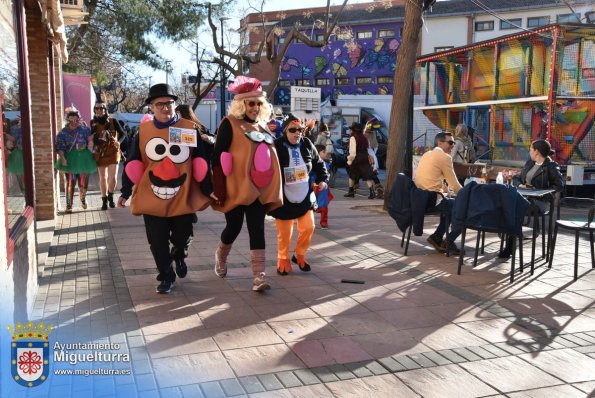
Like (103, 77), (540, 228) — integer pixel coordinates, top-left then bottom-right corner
(62, 74), (93, 125)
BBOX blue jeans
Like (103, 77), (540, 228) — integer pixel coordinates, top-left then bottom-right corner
(427, 196), (460, 243)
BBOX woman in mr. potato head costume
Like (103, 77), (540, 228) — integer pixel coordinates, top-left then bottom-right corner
(118, 83), (214, 294)
(211, 76), (282, 292)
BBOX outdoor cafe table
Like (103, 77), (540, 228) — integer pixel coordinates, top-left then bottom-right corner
(516, 187), (556, 275)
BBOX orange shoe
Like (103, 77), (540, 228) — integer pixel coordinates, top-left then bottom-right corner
(276, 258), (292, 275)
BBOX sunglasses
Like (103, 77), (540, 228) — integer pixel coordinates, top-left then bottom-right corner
(287, 127), (303, 133)
(446, 140), (455, 145)
(246, 101), (263, 107)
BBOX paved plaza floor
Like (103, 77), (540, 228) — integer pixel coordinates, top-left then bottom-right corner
(14, 188), (595, 397)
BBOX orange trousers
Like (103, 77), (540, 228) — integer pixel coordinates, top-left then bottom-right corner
(275, 210), (315, 260)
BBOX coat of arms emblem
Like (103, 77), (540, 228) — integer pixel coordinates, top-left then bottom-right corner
(8, 321), (53, 387)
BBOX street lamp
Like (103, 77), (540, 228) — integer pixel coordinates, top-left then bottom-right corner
(220, 17), (230, 120)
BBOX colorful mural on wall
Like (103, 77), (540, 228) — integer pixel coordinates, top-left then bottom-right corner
(275, 23), (402, 106)
(414, 24), (595, 168)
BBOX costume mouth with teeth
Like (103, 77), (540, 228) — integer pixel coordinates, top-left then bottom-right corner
(127, 118), (211, 217)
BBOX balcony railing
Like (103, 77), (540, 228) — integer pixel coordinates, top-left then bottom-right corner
(59, 0), (88, 25)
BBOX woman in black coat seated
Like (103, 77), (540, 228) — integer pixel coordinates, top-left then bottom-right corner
(499, 139), (564, 258)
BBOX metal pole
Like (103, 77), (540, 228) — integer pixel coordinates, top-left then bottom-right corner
(220, 18), (226, 120)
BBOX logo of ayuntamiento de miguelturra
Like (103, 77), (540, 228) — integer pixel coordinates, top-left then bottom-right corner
(7, 321), (53, 387)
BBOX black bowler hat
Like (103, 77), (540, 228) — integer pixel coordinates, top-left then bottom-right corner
(145, 83), (178, 104)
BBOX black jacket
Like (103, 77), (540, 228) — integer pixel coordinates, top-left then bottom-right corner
(518, 157), (564, 192)
(388, 173), (436, 236)
(269, 136), (328, 220)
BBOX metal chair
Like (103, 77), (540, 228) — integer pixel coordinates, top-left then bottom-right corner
(548, 197), (595, 280)
(401, 191), (449, 256)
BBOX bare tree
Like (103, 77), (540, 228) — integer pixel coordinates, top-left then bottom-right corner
(205, 1), (350, 99)
(384, 0), (425, 207)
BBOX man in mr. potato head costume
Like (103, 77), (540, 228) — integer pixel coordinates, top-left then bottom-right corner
(118, 83), (215, 294)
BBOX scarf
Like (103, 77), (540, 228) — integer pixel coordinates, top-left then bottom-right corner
(153, 114), (179, 129)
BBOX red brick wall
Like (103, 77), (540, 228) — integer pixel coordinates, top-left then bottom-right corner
(25, 7), (57, 221)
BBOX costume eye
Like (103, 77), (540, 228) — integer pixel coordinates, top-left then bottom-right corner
(145, 138), (168, 161)
(168, 144), (190, 164)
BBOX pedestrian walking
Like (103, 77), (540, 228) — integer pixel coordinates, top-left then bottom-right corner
(118, 83), (214, 294)
(91, 101), (125, 210)
(54, 109), (96, 213)
(211, 76), (283, 292)
(270, 114), (328, 275)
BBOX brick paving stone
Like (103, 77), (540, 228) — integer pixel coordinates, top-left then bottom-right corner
(257, 374), (284, 390)
(493, 342), (526, 355)
(408, 353), (437, 368)
(575, 345), (595, 354)
(394, 355), (422, 370)
(137, 390), (161, 398)
(327, 363), (357, 379)
(219, 379), (245, 397)
(238, 376), (266, 394)
(344, 361), (375, 377)
(135, 374), (158, 392)
(310, 366), (339, 383)
(159, 387), (183, 398)
(453, 347), (483, 362)
(481, 344), (512, 358)
(574, 333), (595, 345)
(419, 351), (452, 366)
(377, 357), (405, 373)
(562, 333), (593, 346)
(276, 371), (304, 388)
(436, 349), (468, 364)
(179, 384), (205, 398)
(467, 346), (497, 359)
(200, 381), (226, 398)
(293, 369), (320, 385)
(554, 336), (580, 348)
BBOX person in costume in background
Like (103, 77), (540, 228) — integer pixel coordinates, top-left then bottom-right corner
(270, 114), (328, 275)
(211, 76), (283, 292)
(176, 104), (215, 162)
(314, 144), (333, 229)
(118, 83), (214, 294)
(5, 116), (25, 194)
(55, 109), (96, 213)
(91, 101), (125, 210)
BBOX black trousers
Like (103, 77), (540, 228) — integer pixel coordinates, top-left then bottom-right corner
(221, 200), (266, 250)
(143, 213), (194, 282)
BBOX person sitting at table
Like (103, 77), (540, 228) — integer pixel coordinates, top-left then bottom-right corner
(499, 139), (564, 258)
(414, 131), (463, 255)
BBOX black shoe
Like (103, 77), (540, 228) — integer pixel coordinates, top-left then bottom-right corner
(156, 280), (174, 294)
(344, 189), (355, 198)
(65, 205), (72, 214)
(101, 197), (108, 211)
(368, 189), (375, 199)
(441, 241), (461, 256)
(81, 200), (87, 210)
(174, 258), (188, 278)
(107, 192), (115, 208)
(497, 247), (512, 259)
(427, 234), (445, 253)
(291, 255), (311, 272)
(277, 269), (288, 276)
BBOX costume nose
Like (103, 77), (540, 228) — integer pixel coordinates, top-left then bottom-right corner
(152, 157), (180, 180)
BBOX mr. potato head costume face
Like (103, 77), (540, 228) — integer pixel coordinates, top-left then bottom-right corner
(125, 84), (211, 217)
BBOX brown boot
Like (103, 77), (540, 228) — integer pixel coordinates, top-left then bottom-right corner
(251, 249), (270, 291)
(215, 241), (232, 277)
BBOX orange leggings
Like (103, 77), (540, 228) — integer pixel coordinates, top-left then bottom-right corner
(275, 210), (315, 260)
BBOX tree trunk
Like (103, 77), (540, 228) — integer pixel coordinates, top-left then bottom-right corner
(384, 0), (424, 208)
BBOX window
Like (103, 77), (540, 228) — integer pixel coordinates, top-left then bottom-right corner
(475, 21), (494, 31)
(315, 78), (330, 86)
(377, 76), (393, 84)
(434, 46), (454, 53)
(557, 13), (580, 23)
(378, 29), (394, 38)
(295, 79), (311, 86)
(335, 77), (351, 85)
(315, 34), (325, 42)
(527, 16), (549, 28)
(356, 31), (372, 39)
(356, 77), (372, 84)
(279, 80), (291, 87)
(500, 19), (522, 30)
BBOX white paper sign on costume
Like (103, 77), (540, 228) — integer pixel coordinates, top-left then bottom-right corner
(169, 127), (197, 147)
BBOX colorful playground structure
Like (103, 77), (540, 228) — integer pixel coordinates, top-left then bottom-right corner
(413, 23), (595, 181)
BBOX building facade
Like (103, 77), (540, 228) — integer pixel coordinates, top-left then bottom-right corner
(240, 0), (594, 108)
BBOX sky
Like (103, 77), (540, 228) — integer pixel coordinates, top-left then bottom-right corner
(148, 0), (379, 85)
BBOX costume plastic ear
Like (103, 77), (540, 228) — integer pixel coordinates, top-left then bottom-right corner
(125, 160), (145, 185)
(192, 157), (208, 182)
